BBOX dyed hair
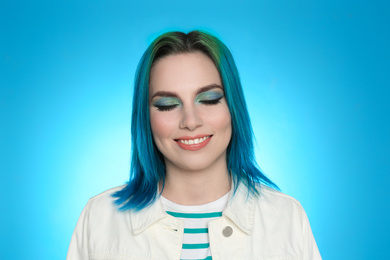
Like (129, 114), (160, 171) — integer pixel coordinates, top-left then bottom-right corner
(113, 30), (278, 211)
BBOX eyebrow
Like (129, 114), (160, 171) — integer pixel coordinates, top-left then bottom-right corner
(151, 84), (223, 99)
(196, 84), (223, 95)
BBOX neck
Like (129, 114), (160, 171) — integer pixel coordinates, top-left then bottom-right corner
(160, 158), (231, 205)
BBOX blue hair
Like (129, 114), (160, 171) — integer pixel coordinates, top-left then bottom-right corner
(113, 31), (278, 211)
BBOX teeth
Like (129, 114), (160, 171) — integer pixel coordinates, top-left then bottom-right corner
(179, 136), (210, 145)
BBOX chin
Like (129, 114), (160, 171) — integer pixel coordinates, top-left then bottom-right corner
(165, 152), (227, 173)
(176, 160), (212, 172)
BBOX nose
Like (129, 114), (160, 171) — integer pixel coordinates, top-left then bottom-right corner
(179, 105), (203, 131)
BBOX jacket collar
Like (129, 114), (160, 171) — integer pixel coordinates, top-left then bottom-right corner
(223, 183), (256, 235)
(129, 196), (168, 235)
(129, 183), (256, 235)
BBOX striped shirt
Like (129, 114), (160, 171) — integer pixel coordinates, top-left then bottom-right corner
(161, 193), (229, 260)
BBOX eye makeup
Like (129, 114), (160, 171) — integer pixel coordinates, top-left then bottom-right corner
(152, 90), (224, 111)
(195, 90), (224, 105)
(152, 97), (181, 111)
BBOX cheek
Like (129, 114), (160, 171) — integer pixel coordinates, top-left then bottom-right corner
(203, 106), (232, 137)
(219, 112), (232, 138)
(150, 111), (176, 142)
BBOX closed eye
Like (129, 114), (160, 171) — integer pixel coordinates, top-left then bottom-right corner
(152, 96), (181, 111)
(199, 96), (223, 105)
(154, 104), (179, 111)
(196, 90), (224, 106)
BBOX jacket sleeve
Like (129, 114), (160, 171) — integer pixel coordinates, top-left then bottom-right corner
(300, 206), (322, 260)
(67, 202), (90, 260)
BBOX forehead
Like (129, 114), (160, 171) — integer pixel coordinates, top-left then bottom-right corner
(149, 52), (222, 93)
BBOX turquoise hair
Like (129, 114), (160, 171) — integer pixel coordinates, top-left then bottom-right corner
(113, 31), (278, 211)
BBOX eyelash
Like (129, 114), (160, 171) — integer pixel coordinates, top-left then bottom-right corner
(154, 96), (223, 112)
(155, 104), (178, 111)
(199, 96), (223, 105)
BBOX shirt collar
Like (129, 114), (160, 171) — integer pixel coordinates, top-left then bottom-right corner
(129, 183), (256, 235)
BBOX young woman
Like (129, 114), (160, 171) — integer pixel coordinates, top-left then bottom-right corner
(67, 31), (321, 260)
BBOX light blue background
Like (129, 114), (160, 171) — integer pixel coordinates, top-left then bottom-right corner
(1, 1), (389, 259)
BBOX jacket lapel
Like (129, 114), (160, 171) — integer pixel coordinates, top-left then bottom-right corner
(223, 183), (256, 235)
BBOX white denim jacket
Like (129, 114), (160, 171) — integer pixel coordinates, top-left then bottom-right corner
(67, 184), (321, 260)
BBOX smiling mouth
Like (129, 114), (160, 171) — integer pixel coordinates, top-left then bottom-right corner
(175, 135), (212, 145)
(174, 135), (213, 151)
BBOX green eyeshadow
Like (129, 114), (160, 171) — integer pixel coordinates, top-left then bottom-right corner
(196, 91), (224, 103)
(152, 97), (181, 107)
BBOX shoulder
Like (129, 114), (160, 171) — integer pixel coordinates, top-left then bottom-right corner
(82, 185), (127, 221)
(78, 185), (134, 241)
(251, 185), (321, 259)
(227, 183), (308, 236)
(87, 185), (125, 206)
(258, 185), (302, 208)
(251, 185), (306, 223)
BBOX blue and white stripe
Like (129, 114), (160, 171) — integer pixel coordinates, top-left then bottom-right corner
(161, 194), (229, 260)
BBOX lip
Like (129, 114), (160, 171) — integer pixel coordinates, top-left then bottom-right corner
(174, 134), (213, 151)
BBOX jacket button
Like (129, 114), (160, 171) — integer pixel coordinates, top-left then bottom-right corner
(222, 226), (233, 237)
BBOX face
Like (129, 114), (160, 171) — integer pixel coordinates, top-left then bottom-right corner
(149, 52), (232, 173)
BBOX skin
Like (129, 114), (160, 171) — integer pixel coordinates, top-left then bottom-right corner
(149, 52), (232, 205)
